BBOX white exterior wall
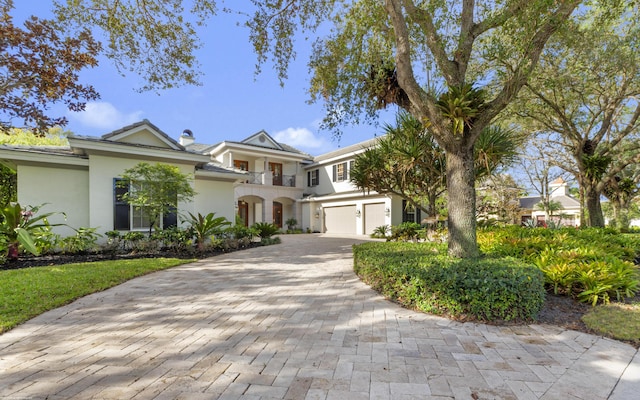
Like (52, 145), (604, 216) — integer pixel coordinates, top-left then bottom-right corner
(193, 179), (237, 224)
(17, 164), (89, 237)
(87, 155), (197, 235)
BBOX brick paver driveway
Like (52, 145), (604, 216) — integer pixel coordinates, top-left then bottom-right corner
(1, 234), (638, 399)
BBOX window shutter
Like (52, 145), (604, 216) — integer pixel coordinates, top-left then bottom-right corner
(341, 162), (348, 181)
(307, 171), (311, 187)
(332, 165), (337, 182)
(163, 206), (177, 228)
(315, 169), (319, 185)
(114, 178), (130, 230)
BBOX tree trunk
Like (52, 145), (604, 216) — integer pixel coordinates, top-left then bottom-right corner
(446, 147), (479, 258)
(584, 185), (605, 227)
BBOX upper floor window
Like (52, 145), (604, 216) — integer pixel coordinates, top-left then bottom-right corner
(332, 161), (354, 182)
(307, 169), (319, 187)
(234, 160), (249, 171)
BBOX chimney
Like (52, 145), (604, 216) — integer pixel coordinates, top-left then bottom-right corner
(179, 129), (194, 146)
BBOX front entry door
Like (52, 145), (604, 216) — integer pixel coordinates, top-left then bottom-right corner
(269, 162), (283, 186)
(238, 200), (249, 227)
(273, 201), (283, 228)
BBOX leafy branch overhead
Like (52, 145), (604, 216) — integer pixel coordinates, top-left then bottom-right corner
(0, 2), (100, 133)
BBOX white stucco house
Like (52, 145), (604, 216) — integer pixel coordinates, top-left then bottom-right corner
(0, 120), (429, 239)
(5, 120), (601, 240)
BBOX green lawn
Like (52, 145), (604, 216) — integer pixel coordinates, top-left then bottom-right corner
(0, 258), (194, 333)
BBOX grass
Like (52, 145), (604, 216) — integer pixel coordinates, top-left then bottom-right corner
(0, 258), (194, 333)
(583, 302), (640, 346)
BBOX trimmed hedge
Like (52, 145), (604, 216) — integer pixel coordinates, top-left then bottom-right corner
(353, 242), (545, 322)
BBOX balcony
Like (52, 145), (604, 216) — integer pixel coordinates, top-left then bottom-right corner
(241, 172), (297, 187)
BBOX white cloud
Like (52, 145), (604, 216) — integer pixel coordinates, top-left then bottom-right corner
(70, 102), (143, 130)
(273, 127), (331, 151)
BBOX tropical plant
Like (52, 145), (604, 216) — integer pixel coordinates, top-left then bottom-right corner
(59, 227), (101, 254)
(371, 225), (390, 239)
(252, 222), (280, 239)
(186, 212), (231, 251)
(0, 203), (64, 260)
(285, 217), (297, 231)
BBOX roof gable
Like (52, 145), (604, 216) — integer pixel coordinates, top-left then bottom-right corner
(241, 130), (282, 150)
(101, 120), (183, 150)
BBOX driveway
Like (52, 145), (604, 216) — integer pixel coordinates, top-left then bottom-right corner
(0, 234), (638, 399)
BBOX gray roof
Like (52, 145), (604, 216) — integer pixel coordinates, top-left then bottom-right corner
(0, 144), (79, 157)
(199, 162), (242, 174)
(184, 142), (218, 154)
(101, 119), (185, 150)
(519, 195), (581, 211)
(312, 136), (380, 163)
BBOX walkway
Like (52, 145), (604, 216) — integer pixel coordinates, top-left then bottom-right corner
(0, 235), (638, 399)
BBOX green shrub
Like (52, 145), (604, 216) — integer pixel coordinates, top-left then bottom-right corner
(478, 226), (640, 304)
(252, 222), (280, 239)
(390, 222), (422, 242)
(60, 227), (101, 254)
(371, 225), (390, 239)
(353, 242), (545, 322)
(185, 212), (231, 251)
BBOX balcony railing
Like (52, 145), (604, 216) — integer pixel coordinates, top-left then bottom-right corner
(247, 171), (263, 185)
(241, 172), (297, 187)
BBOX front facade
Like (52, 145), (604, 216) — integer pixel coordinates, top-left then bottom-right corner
(4, 120), (604, 240)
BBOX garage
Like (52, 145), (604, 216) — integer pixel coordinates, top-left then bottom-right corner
(323, 205), (357, 234)
(364, 203), (386, 235)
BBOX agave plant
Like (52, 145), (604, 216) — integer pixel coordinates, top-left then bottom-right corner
(186, 212), (231, 251)
(0, 203), (65, 260)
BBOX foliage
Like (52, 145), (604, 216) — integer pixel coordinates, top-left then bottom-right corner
(152, 226), (193, 253)
(353, 242), (545, 322)
(252, 222), (280, 239)
(0, 203), (64, 260)
(478, 227), (640, 305)
(53, 0), (215, 91)
(351, 113), (521, 221)
(0, 163), (16, 208)
(185, 212), (231, 251)
(0, 3), (100, 132)
(285, 217), (297, 231)
(510, 10), (640, 227)
(0, 127), (70, 146)
(476, 174), (523, 225)
(371, 225), (390, 239)
(0, 257), (193, 333)
(118, 162), (196, 233)
(59, 227), (101, 254)
(390, 222), (422, 242)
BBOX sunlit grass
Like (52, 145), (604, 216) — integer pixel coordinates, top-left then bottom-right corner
(0, 258), (194, 333)
(583, 302), (640, 346)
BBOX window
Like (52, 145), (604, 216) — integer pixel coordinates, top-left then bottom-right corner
(332, 162), (349, 182)
(234, 160), (249, 171)
(113, 178), (176, 230)
(402, 200), (422, 223)
(307, 169), (319, 187)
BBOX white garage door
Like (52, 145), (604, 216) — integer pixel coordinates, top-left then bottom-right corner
(324, 206), (357, 235)
(364, 203), (385, 235)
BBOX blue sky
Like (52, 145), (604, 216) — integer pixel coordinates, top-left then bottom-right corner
(15, 2), (396, 155)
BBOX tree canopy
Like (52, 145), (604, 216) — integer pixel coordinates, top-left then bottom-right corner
(1, 1), (100, 132)
(510, 9), (640, 227)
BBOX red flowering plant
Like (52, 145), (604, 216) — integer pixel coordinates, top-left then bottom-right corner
(0, 203), (65, 261)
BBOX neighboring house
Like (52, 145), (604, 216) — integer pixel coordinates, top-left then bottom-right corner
(519, 177), (581, 227)
(0, 120), (246, 238)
